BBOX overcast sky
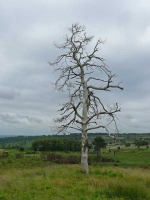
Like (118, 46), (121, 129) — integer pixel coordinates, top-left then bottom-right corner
(0, 0), (150, 135)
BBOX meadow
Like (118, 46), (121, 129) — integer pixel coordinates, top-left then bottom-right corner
(0, 147), (150, 199)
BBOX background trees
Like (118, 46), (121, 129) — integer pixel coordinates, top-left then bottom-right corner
(32, 138), (81, 152)
(134, 139), (148, 147)
(50, 23), (123, 173)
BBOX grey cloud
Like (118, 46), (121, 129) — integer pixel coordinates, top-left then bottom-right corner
(17, 115), (43, 124)
(0, 114), (20, 124)
(0, 113), (42, 125)
(0, 86), (17, 99)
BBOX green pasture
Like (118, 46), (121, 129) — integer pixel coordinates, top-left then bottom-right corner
(0, 165), (150, 200)
(97, 147), (150, 168)
(0, 147), (150, 169)
(0, 148), (150, 199)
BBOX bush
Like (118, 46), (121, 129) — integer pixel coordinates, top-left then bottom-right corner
(39, 152), (83, 164)
(18, 147), (24, 151)
(25, 151), (37, 154)
(125, 143), (130, 147)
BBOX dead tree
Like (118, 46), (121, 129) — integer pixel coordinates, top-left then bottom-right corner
(49, 23), (123, 174)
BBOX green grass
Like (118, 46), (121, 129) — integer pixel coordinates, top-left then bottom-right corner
(0, 148), (150, 199)
(96, 147), (150, 168)
(0, 165), (150, 199)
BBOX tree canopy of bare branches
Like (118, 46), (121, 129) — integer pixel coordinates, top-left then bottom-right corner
(49, 23), (123, 174)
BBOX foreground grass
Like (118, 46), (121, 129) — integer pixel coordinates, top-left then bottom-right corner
(0, 164), (150, 200)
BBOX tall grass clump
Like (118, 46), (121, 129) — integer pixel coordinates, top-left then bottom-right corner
(105, 181), (149, 200)
(103, 168), (150, 200)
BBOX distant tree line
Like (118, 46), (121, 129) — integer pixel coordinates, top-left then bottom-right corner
(0, 133), (110, 145)
(32, 138), (81, 152)
(134, 139), (148, 147)
(1, 133), (150, 150)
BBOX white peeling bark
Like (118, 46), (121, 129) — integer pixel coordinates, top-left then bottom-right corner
(81, 68), (89, 174)
(81, 140), (89, 174)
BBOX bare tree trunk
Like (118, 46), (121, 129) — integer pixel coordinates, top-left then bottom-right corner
(81, 129), (89, 174)
(81, 69), (89, 174)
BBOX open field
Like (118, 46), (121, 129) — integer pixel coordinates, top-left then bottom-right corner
(1, 165), (150, 200)
(0, 148), (150, 199)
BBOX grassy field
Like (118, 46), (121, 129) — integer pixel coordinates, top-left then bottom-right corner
(97, 147), (150, 168)
(0, 148), (150, 199)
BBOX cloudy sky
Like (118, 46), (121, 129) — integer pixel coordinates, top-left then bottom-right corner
(0, 0), (150, 135)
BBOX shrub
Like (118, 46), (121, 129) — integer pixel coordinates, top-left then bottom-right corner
(19, 147), (24, 151)
(125, 143), (131, 147)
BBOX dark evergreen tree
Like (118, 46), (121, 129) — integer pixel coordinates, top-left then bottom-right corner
(93, 136), (106, 156)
